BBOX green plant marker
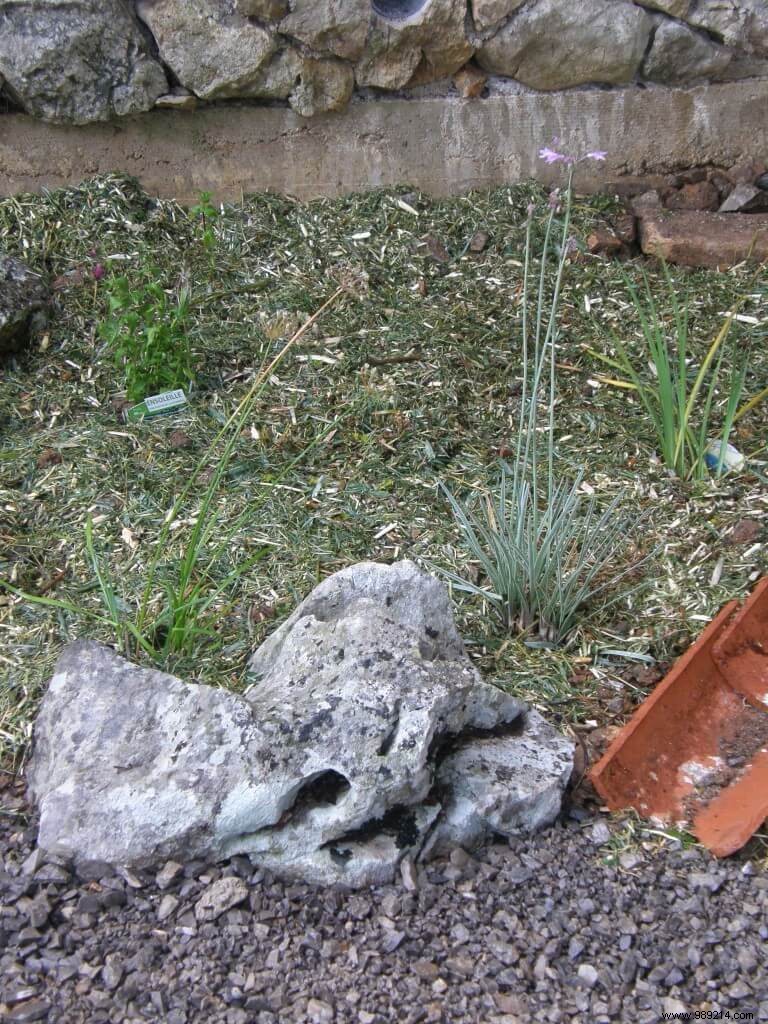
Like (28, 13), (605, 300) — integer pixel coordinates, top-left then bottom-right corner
(125, 389), (188, 423)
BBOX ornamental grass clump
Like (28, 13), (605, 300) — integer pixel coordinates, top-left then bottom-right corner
(439, 143), (649, 644)
(592, 266), (763, 481)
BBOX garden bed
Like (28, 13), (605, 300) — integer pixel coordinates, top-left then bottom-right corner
(0, 175), (766, 828)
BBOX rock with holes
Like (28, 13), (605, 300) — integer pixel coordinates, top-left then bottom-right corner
(0, 255), (50, 359)
(27, 562), (573, 886)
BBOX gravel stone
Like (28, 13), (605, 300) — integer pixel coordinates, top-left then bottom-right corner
(101, 954), (123, 990)
(75, 894), (101, 915)
(4, 1000), (51, 1022)
(307, 998), (334, 1023)
(195, 878), (249, 922)
(156, 860), (184, 890)
(74, 859), (113, 882)
(1, 807), (766, 1023)
(577, 963), (599, 988)
(588, 821), (612, 845)
(728, 981), (753, 999)
(157, 894), (179, 922)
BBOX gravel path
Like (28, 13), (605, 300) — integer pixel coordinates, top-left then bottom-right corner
(1, 790), (766, 1024)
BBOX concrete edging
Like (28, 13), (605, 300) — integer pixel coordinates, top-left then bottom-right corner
(1, 80), (767, 202)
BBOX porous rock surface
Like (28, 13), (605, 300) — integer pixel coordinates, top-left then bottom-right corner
(0, 254), (49, 358)
(26, 561), (573, 887)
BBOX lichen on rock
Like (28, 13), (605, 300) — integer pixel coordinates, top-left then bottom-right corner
(0, 0), (167, 123)
(27, 561), (573, 887)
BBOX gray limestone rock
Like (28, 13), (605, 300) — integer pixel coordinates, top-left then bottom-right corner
(279, 0), (371, 62)
(477, 0), (652, 90)
(636, 0), (690, 17)
(428, 709), (574, 854)
(247, 561), (468, 676)
(27, 562), (573, 887)
(0, 0), (167, 124)
(356, 0), (473, 90)
(0, 255), (49, 359)
(289, 59), (355, 117)
(643, 20), (732, 85)
(135, 0), (277, 101)
(687, 0), (768, 57)
(471, 0), (526, 33)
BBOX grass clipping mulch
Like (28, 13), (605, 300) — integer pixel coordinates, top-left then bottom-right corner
(1, 175), (766, 772)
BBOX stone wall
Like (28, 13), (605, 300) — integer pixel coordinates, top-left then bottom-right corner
(1, 1), (767, 200)
(1, 0), (767, 124)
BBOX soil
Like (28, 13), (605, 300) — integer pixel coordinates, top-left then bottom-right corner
(1, 788), (766, 1024)
(684, 703), (768, 819)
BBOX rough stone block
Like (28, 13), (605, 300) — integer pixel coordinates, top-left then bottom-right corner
(27, 562), (573, 887)
(477, 0), (652, 89)
(0, 0), (167, 123)
(639, 211), (768, 267)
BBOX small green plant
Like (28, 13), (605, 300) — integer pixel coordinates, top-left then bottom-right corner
(100, 273), (194, 402)
(438, 144), (649, 645)
(190, 190), (219, 254)
(8, 287), (347, 667)
(592, 267), (753, 480)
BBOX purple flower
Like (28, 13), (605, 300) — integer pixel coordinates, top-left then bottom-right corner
(539, 140), (608, 167)
(539, 146), (566, 165)
(92, 263), (105, 281)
